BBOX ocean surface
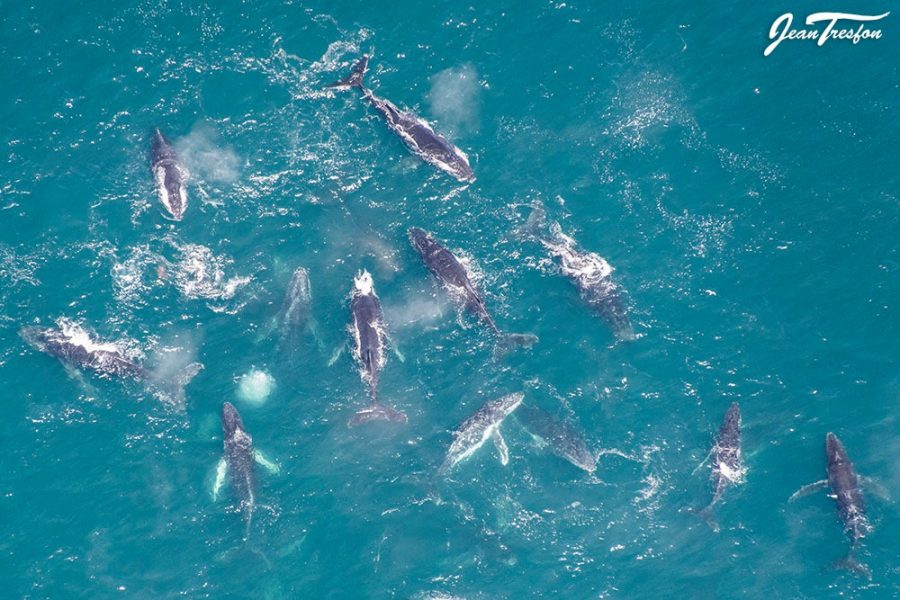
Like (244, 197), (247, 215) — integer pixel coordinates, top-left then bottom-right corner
(1, 1), (898, 598)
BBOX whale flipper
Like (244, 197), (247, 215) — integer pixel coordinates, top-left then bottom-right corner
(859, 476), (891, 501)
(308, 318), (326, 354)
(789, 479), (828, 502)
(254, 450), (281, 474)
(492, 429), (509, 466)
(212, 458), (227, 501)
(691, 447), (715, 475)
(390, 340), (406, 363)
(327, 343), (345, 367)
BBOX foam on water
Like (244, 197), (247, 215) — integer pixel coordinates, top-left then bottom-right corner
(236, 368), (275, 406)
(172, 243), (250, 302)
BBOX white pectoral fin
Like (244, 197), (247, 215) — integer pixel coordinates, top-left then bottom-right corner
(691, 447), (714, 476)
(860, 476), (891, 501)
(212, 458), (227, 501)
(327, 343), (345, 367)
(493, 430), (510, 466)
(255, 450), (281, 475)
(789, 480), (828, 502)
(389, 337), (405, 363)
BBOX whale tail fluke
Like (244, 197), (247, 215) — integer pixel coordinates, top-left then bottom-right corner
(687, 505), (720, 533)
(514, 201), (550, 242)
(348, 403), (408, 427)
(832, 551), (872, 579)
(833, 557), (872, 579)
(326, 55), (370, 90)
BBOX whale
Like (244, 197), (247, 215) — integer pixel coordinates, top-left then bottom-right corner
(692, 402), (743, 532)
(280, 267), (312, 333)
(21, 318), (147, 379)
(790, 433), (881, 578)
(151, 128), (188, 220)
(213, 402), (279, 538)
(20, 318), (202, 403)
(408, 227), (537, 350)
(522, 203), (635, 341)
(517, 404), (597, 473)
(440, 392), (524, 474)
(327, 55), (475, 183)
(277, 266), (322, 345)
(345, 270), (407, 427)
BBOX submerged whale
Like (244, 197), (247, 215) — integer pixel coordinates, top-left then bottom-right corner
(327, 55), (475, 183)
(151, 128), (188, 220)
(522, 203), (635, 341)
(517, 404), (597, 473)
(280, 267), (313, 334)
(213, 402), (279, 538)
(21, 318), (147, 379)
(440, 392), (524, 474)
(20, 318), (201, 402)
(693, 402), (744, 532)
(790, 433), (880, 578)
(408, 227), (537, 350)
(345, 270), (407, 427)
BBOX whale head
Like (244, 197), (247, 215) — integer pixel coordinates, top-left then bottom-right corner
(722, 402), (741, 432)
(221, 402), (245, 438)
(408, 227), (433, 256)
(826, 432), (849, 468)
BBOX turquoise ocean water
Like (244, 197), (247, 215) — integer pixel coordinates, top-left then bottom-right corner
(1, 1), (898, 598)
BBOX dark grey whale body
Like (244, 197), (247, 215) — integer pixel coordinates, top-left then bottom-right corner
(151, 128), (187, 220)
(790, 433), (874, 577)
(21, 319), (147, 379)
(518, 405), (597, 473)
(21, 318), (202, 406)
(523, 204), (635, 341)
(346, 270), (407, 427)
(213, 402), (279, 539)
(408, 227), (536, 349)
(826, 433), (869, 548)
(694, 402), (743, 531)
(328, 55), (475, 183)
(221, 402), (257, 527)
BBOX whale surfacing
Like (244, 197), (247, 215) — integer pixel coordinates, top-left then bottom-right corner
(692, 402), (743, 532)
(522, 203), (635, 341)
(21, 318), (147, 379)
(518, 405), (597, 473)
(212, 402), (280, 538)
(346, 270), (407, 427)
(409, 227), (537, 351)
(789, 433), (877, 578)
(441, 392), (524, 474)
(151, 128), (188, 220)
(327, 55), (475, 183)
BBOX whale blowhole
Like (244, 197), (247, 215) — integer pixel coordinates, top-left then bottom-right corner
(236, 368), (275, 406)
